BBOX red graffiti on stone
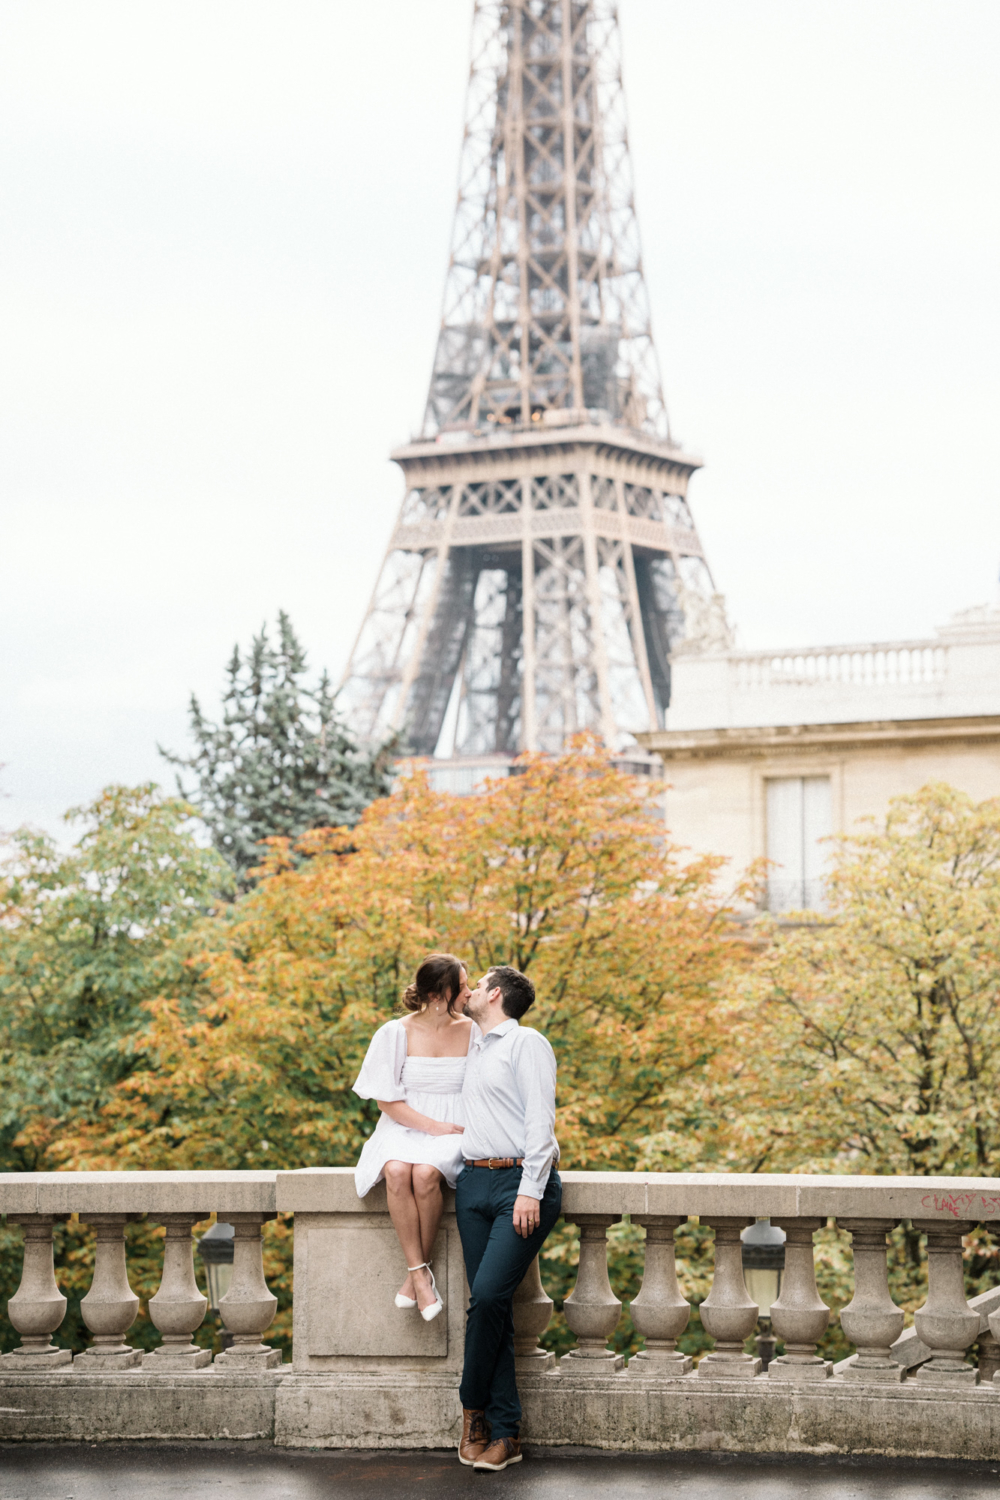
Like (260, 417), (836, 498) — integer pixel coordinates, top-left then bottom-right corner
(919, 1192), (1000, 1218)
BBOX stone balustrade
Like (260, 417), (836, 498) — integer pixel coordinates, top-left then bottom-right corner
(731, 642), (948, 690)
(1, 1168), (1000, 1458)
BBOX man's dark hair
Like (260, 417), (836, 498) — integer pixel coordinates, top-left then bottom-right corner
(487, 965), (535, 1020)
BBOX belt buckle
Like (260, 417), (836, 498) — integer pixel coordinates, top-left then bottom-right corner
(488, 1157), (503, 1170)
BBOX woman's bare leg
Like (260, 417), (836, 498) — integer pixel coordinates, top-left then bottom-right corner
(412, 1164), (446, 1280)
(384, 1160), (435, 1305)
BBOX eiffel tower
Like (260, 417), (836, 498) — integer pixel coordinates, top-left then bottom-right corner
(339, 0), (717, 761)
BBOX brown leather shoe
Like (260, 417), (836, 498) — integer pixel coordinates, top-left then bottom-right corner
(458, 1407), (491, 1465)
(473, 1436), (522, 1471)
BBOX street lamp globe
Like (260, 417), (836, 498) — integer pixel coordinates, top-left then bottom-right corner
(197, 1221), (235, 1312)
(741, 1218), (786, 1369)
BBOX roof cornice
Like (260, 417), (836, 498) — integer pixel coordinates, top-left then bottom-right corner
(637, 715), (1000, 762)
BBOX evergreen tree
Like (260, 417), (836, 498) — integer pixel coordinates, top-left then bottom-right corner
(161, 612), (393, 881)
(0, 784), (228, 1172)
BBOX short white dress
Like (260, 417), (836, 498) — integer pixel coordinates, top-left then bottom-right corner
(352, 1017), (480, 1199)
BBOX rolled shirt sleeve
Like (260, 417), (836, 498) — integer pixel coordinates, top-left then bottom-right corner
(352, 1019), (407, 1103)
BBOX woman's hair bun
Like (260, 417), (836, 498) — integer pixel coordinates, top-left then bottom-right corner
(400, 953), (466, 1016)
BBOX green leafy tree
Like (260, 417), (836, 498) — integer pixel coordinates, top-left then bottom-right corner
(0, 784), (229, 1172)
(733, 782), (1000, 1180)
(161, 612), (393, 883)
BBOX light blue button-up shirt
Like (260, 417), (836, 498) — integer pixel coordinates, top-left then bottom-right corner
(460, 1016), (559, 1199)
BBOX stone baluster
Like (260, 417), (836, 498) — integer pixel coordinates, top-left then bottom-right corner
(977, 1327), (1000, 1385)
(0, 1216), (72, 1369)
(911, 1219), (979, 1384)
(77, 1214), (142, 1368)
(512, 1256), (555, 1371)
(767, 1219), (831, 1381)
(213, 1213), (282, 1367)
(147, 1215), (212, 1369)
(697, 1218), (761, 1377)
(629, 1216), (692, 1375)
(987, 1306), (1000, 1387)
(838, 1220), (904, 1381)
(562, 1215), (623, 1368)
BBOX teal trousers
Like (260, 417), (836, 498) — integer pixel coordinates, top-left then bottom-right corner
(455, 1163), (562, 1438)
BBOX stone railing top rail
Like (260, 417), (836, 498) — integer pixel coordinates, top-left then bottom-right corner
(2, 1167), (999, 1223)
(728, 639), (946, 662)
(0, 1170), (278, 1216)
(277, 1168), (1000, 1221)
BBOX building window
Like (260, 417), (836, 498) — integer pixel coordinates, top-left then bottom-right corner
(765, 776), (831, 913)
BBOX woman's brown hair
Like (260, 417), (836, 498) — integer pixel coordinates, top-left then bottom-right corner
(401, 953), (466, 1017)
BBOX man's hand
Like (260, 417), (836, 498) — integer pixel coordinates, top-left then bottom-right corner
(512, 1194), (541, 1239)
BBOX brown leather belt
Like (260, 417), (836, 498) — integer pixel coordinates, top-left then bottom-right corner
(468, 1157), (524, 1169)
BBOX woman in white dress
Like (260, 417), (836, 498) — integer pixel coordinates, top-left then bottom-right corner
(353, 953), (478, 1321)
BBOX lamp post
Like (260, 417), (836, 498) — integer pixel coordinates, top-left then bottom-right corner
(741, 1219), (785, 1369)
(197, 1222), (235, 1350)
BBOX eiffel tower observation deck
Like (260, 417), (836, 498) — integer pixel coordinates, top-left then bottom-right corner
(340, 0), (722, 761)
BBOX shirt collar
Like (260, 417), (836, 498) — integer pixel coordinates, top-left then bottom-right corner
(480, 1016), (518, 1043)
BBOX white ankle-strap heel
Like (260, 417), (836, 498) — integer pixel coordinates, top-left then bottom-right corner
(405, 1261), (443, 1322)
(395, 1260), (424, 1309)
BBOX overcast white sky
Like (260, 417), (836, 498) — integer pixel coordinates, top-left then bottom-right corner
(2, 0), (998, 837)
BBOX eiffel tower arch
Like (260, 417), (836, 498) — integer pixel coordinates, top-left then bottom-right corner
(340, 0), (718, 759)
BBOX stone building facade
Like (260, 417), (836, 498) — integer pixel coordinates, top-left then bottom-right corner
(638, 606), (1000, 910)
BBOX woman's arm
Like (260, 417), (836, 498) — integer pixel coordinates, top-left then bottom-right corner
(377, 1099), (464, 1137)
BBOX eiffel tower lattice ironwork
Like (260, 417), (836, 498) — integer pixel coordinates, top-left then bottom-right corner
(340, 0), (718, 759)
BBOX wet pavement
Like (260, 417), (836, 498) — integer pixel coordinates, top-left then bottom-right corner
(0, 1444), (998, 1499)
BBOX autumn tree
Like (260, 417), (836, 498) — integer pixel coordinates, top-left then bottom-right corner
(161, 611), (394, 884)
(56, 740), (752, 1176)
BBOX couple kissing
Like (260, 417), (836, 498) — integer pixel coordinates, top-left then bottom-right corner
(353, 953), (561, 1473)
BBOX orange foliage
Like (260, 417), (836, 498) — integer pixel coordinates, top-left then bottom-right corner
(57, 739), (753, 1175)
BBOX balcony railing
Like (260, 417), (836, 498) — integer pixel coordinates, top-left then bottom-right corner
(1, 1169), (999, 1458)
(731, 642), (948, 690)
